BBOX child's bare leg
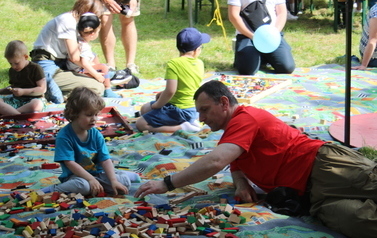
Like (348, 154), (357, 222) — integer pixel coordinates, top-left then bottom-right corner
(0, 99), (20, 116)
(140, 102), (153, 115)
(17, 99), (43, 113)
(104, 78), (111, 89)
(136, 116), (182, 132)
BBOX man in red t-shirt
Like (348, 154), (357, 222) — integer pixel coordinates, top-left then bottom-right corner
(135, 80), (377, 238)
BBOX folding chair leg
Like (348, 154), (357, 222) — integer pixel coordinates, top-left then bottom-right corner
(333, 0), (339, 32)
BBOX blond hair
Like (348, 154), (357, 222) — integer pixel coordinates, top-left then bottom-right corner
(72, 0), (104, 19)
(4, 40), (28, 59)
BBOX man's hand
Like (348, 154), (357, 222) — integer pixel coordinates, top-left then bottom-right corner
(234, 184), (258, 203)
(134, 180), (168, 198)
(232, 170), (258, 203)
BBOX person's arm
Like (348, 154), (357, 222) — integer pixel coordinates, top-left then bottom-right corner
(134, 143), (244, 198)
(232, 170), (258, 202)
(81, 57), (105, 83)
(101, 159), (129, 195)
(0, 87), (13, 95)
(354, 18), (377, 70)
(64, 160), (104, 196)
(65, 38), (81, 66)
(274, 3), (287, 32)
(12, 78), (47, 97)
(228, 5), (254, 39)
(150, 79), (177, 109)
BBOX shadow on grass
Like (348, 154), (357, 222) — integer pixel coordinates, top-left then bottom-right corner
(203, 59), (234, 72)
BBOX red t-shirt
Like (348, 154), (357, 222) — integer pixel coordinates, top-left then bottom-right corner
(219, 105), (326, 195)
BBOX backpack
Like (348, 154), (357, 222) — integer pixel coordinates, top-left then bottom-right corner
(114, 68), (140, 89)
(240, 0), (271, 31)
(264, 187), (311, 217)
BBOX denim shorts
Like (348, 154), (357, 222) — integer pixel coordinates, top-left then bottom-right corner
(143, 102), (198, 128)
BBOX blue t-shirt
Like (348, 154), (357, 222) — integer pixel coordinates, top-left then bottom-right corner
(54, 123), (110, 182)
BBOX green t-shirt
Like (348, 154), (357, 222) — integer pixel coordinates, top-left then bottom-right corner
(164, 56), (204, 109)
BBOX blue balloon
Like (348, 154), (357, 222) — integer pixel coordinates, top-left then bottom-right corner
(253, 24), (281, 53)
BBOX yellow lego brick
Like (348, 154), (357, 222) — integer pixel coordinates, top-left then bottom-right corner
(130, 234), (139, 238)
(52, 204), (59, 208)
(198, 208), (207, 214)
(26, 201), (32, 208)
(24, 225), (33, 235)
(29, 192), (38, 203)
(83, 201), (91, 207)
(0, 202), (3, 206)
(155, 228), (164, 234)
(32, 203), (45, 210)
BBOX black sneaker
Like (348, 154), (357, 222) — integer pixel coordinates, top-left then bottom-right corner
(110, 68), (133, 86)
(115, 68), (140, 89)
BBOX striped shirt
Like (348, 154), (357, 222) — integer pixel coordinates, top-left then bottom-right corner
(359, 4), (377, 59)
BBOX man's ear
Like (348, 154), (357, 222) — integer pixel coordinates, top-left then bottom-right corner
(220, 96), (229, 108)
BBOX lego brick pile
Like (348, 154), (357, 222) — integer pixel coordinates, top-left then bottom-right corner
(0, 190), (244, 238)
(0, 107), (132, 146)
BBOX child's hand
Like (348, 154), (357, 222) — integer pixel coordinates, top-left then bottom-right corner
(12, 88), (24, 97)
(352, 65), (367, 70)
(111, 180), (129, 195)
(88, 179), (104, 196)
(95, 74), (105, 83)
(155, 92), (162, 100)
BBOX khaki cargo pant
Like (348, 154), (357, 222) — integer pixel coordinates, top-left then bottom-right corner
(310, 143), (377, 238)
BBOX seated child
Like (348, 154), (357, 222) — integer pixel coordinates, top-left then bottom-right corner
(135, 28), (211, 133)
(0, 40), (46, 116)
(41, 86), (140, 196)
(66, 13), (130, 98)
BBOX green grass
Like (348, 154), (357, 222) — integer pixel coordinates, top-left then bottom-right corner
(359, 146), (377, 161)
(0, 0), (364, 88)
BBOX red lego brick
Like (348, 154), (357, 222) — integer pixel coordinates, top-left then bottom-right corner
(59, 202), (71, 210)
(206, 231), (219, 237)
(232, 209), (241, 215)
(51, 192), (60, 201)
(41, 163), (60, 169)
(88, 205), (98, 209)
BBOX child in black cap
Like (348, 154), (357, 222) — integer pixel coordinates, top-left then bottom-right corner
(135, 27), (210, 133)
(66, 13), (128, 98)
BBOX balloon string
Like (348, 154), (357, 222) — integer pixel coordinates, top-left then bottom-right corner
(207, 0), (231, 51)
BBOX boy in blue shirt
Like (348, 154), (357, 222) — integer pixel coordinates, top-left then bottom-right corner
(135, 28), (210, 133)
(42, 86), (139, 196)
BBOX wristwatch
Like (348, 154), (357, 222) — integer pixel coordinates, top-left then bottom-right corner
(163, 175), (175, 191)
